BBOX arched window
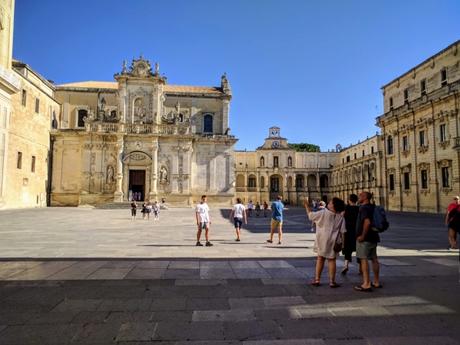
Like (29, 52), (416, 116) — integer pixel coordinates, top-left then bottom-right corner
(260, 156), (265, 167)
(320, 174), (329, 188)
(387, 136), (393, 155)
(203, 114), (213, 133)
(77, 109), (88, 128)
(288, 156), (292, 167)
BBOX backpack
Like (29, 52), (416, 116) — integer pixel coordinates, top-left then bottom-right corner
(371, 205), (389, 233)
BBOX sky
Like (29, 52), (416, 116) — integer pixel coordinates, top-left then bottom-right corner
(13, 0), (460, 151)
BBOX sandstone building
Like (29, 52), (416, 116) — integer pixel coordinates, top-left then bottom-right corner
(235, 127), (337, 205)
(51, 58), (236, 206)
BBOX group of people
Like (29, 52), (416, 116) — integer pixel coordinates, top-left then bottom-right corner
(246, 200), (269, 217)
(130, 200), (160, 221)
(194, 192), (383, 292)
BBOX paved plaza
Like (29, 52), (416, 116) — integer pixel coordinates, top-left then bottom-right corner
(0, 207), (459, 344)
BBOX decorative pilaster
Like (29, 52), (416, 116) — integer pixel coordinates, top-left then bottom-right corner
(149, 141), (158, 199)
(114, 137), (124, 202)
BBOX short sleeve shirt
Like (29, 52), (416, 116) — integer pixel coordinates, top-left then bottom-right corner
(271, 201), (284, 221)
(447, 202), (458, 213)
(196, 203), (210, 223)
(233, 204), (246, 219)
(356, 204), (380, 243)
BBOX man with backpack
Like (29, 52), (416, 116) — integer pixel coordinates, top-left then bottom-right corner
(354, 191), (384, 292)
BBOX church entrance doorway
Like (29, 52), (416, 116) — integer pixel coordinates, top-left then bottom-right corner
(270, 175), (283, 201)
(129, 170), (145, 201)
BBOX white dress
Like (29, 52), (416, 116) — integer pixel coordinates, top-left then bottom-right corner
(308, 208), (346, 259)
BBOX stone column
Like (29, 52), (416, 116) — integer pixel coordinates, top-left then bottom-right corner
(149, 141), (158, 199)
(114, 137), (124, 202)
(222, 99), (230, 134)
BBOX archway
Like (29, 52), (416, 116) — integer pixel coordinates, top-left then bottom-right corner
(269, 174), (283, 201)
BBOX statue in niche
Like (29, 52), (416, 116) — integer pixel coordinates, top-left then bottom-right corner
(159, 166), (168, 184)
(134, 98), (146, 122)
(106, 165), (115, 184)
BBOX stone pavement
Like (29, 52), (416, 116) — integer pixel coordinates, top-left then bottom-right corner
(0, 207), (459, 344)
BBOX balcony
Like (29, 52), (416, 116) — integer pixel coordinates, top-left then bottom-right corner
(85, 122), (192, 136)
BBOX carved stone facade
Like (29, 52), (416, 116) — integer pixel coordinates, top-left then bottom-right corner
(234, 127), (337, 205)
(377, 40), (460, 212)
(51, 57), (236, 206)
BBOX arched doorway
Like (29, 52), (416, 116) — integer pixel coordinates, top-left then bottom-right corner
(269, 175), (283, 201)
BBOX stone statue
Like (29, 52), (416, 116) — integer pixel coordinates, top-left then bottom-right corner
(122, 60), (128, 74)
(155, 62), (160, 75)
(159, 166), (168, 184)
(106, 165), (114, 184)
(134, 98), (146, 121)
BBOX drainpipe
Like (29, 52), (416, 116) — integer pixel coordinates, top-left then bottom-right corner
(47, 135), (55, 206)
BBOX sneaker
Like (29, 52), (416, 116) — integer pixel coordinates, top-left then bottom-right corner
(236, 238), (241, 242)
(278, 241), (282, 245)
(196, 242), (203, 246)
(205, 241), (213, 247)
(266, 240), (273, 244)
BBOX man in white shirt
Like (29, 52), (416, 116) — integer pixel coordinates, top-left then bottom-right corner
(229, 198), (247, 242)
(195, 195), (213, 246)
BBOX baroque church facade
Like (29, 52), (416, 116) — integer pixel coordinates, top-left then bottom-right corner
(51, 58), (236, 206)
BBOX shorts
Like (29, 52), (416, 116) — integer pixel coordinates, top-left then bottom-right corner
(271, 219), (283, 228)
(234, 217), (243, 228)
(198, 222), (209, 230)
(356, 241), (377, 260)
(131, 209), (137, 216)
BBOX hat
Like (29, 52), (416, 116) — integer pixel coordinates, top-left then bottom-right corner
(319, 201), (326, 207)
(454, 196), (460, 200)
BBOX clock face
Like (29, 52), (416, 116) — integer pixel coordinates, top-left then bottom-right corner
(272, 141), (280, 148)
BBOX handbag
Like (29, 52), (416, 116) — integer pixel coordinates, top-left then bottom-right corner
(333, 216), (343, 253)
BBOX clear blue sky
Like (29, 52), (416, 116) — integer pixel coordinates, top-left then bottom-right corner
(13, 0), (460, 151)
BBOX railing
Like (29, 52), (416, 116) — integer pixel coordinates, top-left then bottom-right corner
(85, 122), (192, 136)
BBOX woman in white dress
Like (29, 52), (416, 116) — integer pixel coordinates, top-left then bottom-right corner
(304, 197), (346, 288)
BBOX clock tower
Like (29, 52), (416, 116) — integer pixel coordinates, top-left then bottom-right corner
(269, 126), (280, 138)
(257, 126), (289, 150)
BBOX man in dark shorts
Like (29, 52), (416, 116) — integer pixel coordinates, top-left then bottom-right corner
(354, 191), (381, 292)
(342, 194), (360, 275)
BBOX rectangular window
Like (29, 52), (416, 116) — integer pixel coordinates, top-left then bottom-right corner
(273, 156), (279, 168)
(441, 68), (447, 86)
(389, 174), (395, 191)
(371, 146), (374, 154)
(31, 156), (36, 173)
(35, 98), (40, 114)
(419, 130), (425, 146)
(404, 88), (409, 103)
(362, 149), (365, 157)
(17, 152), (22, 169)
(389, 97), (394, 110)
(440, 124), (447, 142)
(402, 136), (409, 151)
(346, 156), (350, 163)
(404, 172), (410, 190)
(22, 90), (27, 106)
(354, 153), (357, 159)
(421, 170), (428, 189)
(420, 79), (426, 95)
(442, 167), (449, 188)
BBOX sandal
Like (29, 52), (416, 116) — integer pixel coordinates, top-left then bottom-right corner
(310, 279), (321, 287)
(371, 283), (383, 288)
(354, 285), (372, 292)
(266, 240), (273, 243)
(341, 267), (349, 275)
(329, 282), (341, 288)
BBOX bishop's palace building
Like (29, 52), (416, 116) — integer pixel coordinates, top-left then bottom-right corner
(1, 2), (459, 213)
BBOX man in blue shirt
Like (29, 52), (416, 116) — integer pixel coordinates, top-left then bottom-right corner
(267, 195), (284, 245)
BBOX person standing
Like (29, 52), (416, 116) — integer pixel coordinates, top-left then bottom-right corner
(445, 196), (459, 249)
(341, 194), (360, 275)
(229, 198), (247, 241)
(263, 201), (269, 217)
(130, 200), (137, 220)
(247, 200), (254, 217)
(145, 201), (152, 220)
(255, 202), (261, 217)
(152, 201), (160, 221)
(195, 195), (213, 247)
(304, 197), (346, 288)
(267, 196), (284, 245)
(354, 192), (381, 292)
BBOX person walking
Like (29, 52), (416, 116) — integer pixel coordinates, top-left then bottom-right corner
(145, 201), (152, 220)
(263, 201), (269, 217)
(130, 200), (137, 220)
(152, 201), (160, 221)
(354, 191), (381, 292)
(255, 202), (261, 217)
(445, 196), (459, 249)
(304, 197), (346, 288)
(195, 195), (213, 247)
(229, 198), (247, 241)
(247, 200), (254, 217)
(341, 194), (360, 275)
(267, 196), (284, 245)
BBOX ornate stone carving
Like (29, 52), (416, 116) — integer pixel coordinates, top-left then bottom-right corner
(159, 166), (169, 185)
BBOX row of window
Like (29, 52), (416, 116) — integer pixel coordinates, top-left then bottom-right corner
(243, 175), (329, 189)
(388, 167), (450, 190)
(21, 90), (40, 114)
(387, 124), (447, 154)
(259, 156), (292, 168)
(388, 68), (448, 110)
(343, 146), (375, 163)
(17, 152), (36, 172)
